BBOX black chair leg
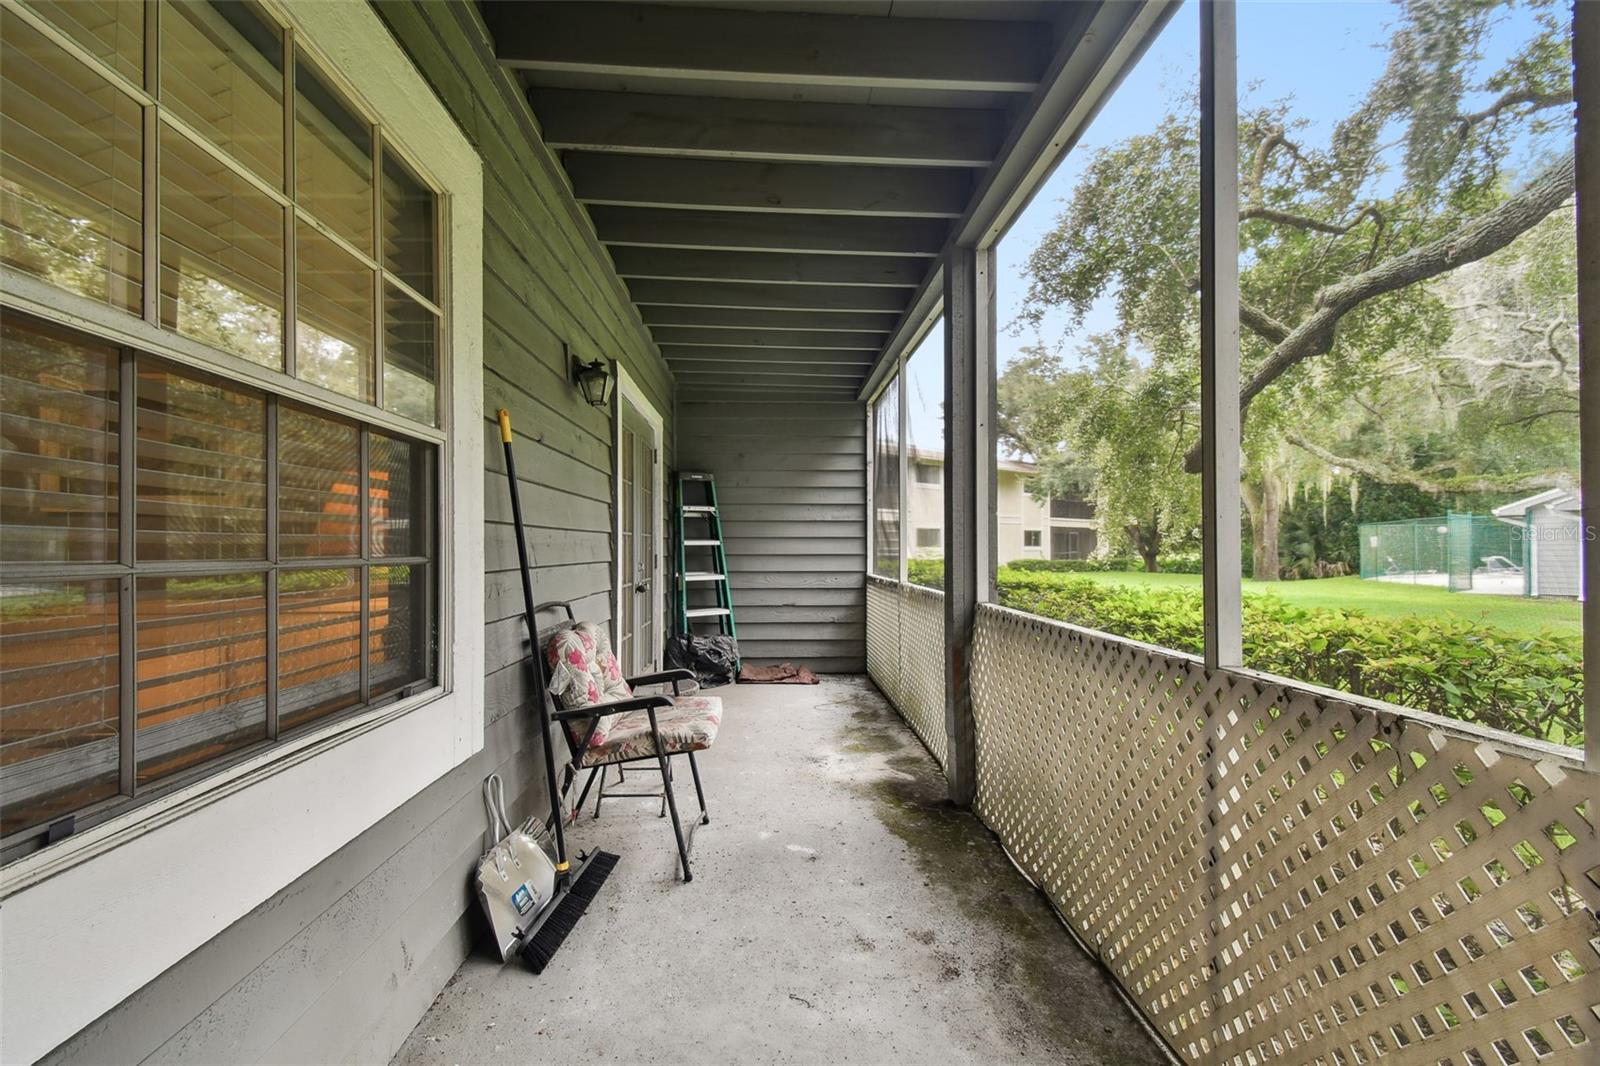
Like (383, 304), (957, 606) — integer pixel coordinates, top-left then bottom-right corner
(573, 765), (600, 818)
(656, 748), (692, 882)
(592, 764), (608, 819)
(687, 750), (709, 825)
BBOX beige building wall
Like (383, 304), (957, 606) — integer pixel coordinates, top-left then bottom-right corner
(907, 455), (1051, 565)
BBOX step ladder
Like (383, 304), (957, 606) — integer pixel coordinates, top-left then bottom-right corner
(673, 472), (737, 639)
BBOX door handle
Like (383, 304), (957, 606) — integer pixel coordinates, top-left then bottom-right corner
(635, 580), (650, 593)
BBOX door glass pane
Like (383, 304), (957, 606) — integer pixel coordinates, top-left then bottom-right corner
(30, 0), (144, 84)
(294, 50), (372, 253)
(369, 431), (431, 558)
(0, 316), (120, 563)
(159, 0), (283, 188)
(369, 563), (428, 697)
(0, 579), (120, 836)
(136, 572), (267, 784)
(136, 363), (267, 561)
(1, 10), (143, 313)
(160, 124), (284, 367)
(278, 405), (359, 558)
(296, 219), (374, 401)
(380, 146), (432, 300)
(279, 567), (359, 730)
(382, 283), (436, 425)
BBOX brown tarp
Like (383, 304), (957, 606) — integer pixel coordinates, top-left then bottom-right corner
(737, 662), (819, 685)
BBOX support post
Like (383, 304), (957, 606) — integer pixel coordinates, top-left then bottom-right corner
(1576, 0), (1598, 762)
(943, 244), (996, 807)
(1199, 0), (1242, 671)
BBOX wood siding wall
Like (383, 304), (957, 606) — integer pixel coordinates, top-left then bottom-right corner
(676, 401), (866, 674)
(43, 3), (672, 1062)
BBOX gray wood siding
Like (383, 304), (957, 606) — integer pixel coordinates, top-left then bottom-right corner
(43, 2), (671, 1062)
(676, 401), (866, 674)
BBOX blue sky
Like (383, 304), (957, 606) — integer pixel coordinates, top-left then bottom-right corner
(901, 0), (1554, 454)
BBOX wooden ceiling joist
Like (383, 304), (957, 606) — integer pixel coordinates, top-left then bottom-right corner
(561, 154), (970, 218)
(637, 306), (903, 333)
(625, 279), (908, 313)
(661, 347), (879, 366)
(649, 327), (887, 350)
(588, 206), (947, 257)
(531, 90), (1004, 167)
(492, 2), (1052, 93)
(608, 248), (925, 288)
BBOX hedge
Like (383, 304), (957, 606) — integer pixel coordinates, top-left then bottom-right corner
(996, 571), (1582, 745)
(895, 561), (1582, 745)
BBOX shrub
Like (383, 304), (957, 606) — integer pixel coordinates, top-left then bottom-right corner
(906, 557), (946, 589)
(993, 572), (1583, 746)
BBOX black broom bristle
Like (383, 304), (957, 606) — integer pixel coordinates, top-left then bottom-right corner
(519, 850), (620, 974)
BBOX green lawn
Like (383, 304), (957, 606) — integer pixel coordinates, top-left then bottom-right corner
(1061, 571), (1583, 638)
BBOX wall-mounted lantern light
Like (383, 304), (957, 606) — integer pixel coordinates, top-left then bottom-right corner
(569, 345), (614, 408)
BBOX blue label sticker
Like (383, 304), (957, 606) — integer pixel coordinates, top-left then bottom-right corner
(511, 884), (534, 915)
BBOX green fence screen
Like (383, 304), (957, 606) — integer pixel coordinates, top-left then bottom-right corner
(1358, 513), (1529, 594)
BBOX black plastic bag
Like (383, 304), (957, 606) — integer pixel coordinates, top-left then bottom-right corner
(664, 634), (739, 688)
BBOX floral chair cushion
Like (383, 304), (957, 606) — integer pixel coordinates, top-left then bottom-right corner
(544, 621), (722, 760)
(546, 622), (630, 748)
(576, 696), (722, 768)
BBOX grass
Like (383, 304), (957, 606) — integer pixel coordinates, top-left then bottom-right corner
(1063, 571), (1583, 639)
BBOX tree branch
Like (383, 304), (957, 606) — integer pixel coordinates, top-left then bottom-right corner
(1284, 433), (1571, 494)
(1183, 152), (1576, 473)
(1458, 88), (1573, 131)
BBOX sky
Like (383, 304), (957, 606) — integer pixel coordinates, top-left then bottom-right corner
(898, 0), (1554, 455)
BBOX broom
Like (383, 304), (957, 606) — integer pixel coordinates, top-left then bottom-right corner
(497, 409), (619, 973)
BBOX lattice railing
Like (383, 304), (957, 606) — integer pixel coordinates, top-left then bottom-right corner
(969, 603), (1599, 1066)
(865, 575), (947, 768)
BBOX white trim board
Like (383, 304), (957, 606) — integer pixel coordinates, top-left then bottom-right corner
(615, 363), (667, 671)
(0, 1), (485, 1059)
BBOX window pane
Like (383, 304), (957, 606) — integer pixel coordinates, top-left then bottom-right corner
(136, 363), (266, 561)
(1236, 1), (1580, 745)
(279, 567), (359, 730)
(136, 572), (266, 784)
(369, 563), (429, 698)
(0, 316), (120, 563)
(296, 219), (374, 401)
(0, 579), (120, 836)
(160, 124), (284, 367)
(159, 0), (283, 188)
(1, 10), (142, 313)
(383, 283), (436, 425)
(278, 405), (358, 558)
(380, 146), (432, 300)
(369, 431), (432, 558)
(30, 0), (144, 84)
(294, 51), (372, 253)
(871, 379), (899, 578)
(904, 324), (943, 589)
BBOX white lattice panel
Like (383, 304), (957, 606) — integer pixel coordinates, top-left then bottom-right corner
(970, 603), (1600, 1066)
(865, 576), (948, 769)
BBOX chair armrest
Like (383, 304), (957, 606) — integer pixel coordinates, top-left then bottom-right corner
(550, 694), (672, 723)
(626, 669), (698, 695)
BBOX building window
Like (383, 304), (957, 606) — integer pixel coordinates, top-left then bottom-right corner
(915, 528), (941, 549)
(1023, 530), (1041, 548)
(0, 0), (444, 850)
(913, 462), (941, 485)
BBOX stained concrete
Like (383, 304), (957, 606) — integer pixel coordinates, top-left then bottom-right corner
(392, 677), (1165, 1065)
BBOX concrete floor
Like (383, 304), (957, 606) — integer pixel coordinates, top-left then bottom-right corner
(393, 676), (1165, 1065)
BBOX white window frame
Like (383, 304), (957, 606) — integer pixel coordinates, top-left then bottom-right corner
(0, 2), (484, 1059)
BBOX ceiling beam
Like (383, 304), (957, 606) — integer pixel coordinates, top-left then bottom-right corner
(639, 306), (902, 332)
(492, 3), (1050, 93)
(672, 371), (863, 390)
(626, 279), (908, 313)
(662, 347), (877, 366)
(562, 153), (970, 218)
(531, 90), (1003, 167)
(650, 327), (886, 350)
(610, 248), (924, 288)
(589, 206), (948, 257)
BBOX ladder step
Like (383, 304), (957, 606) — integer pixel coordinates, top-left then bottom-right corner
(682, 505), (716, 514)
(684, 539), (720, 546)
(683, 572), (727, 583)
(685, 607), (731, 619)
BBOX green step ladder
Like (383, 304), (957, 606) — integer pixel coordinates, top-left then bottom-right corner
(673, 472), (737, 639)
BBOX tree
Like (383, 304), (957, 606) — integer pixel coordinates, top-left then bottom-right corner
(1015, 0), (1577, 578)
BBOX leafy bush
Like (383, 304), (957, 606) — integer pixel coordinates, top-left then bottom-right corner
(906, 558), (946, 589)
(994, 571), (1583, 745)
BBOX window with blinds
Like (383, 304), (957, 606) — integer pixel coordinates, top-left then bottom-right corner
(0, 0), (444, 850)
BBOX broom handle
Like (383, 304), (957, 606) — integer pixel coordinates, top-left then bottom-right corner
(497, 409), (570, 878)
